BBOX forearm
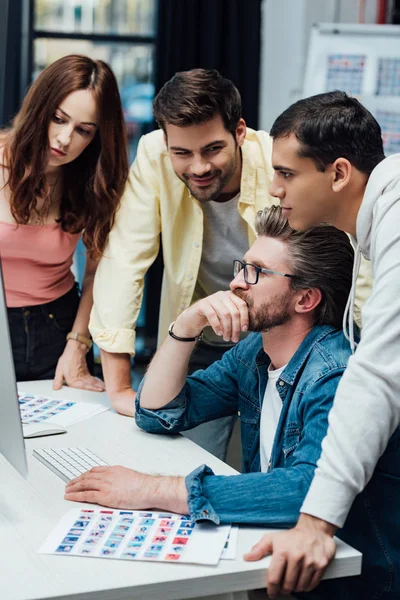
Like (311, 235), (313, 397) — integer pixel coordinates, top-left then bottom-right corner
(139, 335), (195, 410)
(149, 475), (189, 515)
(100, 349), (132, 394)
(71, 271), (95, 337)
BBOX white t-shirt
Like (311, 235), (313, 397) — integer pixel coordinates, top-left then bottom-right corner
(259, 364), (287, 472)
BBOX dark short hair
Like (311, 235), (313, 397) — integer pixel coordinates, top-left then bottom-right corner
(270, 90), (385, 174)
(255, 206), (354, 329)
(153, 68), (242, 136)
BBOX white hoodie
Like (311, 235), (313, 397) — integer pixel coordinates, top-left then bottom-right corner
(301, 154), (400, 528)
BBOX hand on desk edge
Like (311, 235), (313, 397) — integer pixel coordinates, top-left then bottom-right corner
(64, 465), (189, 515)
(244, 513), (337, 597)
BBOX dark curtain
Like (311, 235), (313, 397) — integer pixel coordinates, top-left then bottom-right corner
(140, 0), (262, 352)
(155, 0), (262, 128)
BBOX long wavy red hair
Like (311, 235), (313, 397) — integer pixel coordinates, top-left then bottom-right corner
(1, 54), (129, 259)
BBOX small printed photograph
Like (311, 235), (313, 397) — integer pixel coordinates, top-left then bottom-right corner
(127, 540), (142, 548)
(104, 539), (121, 549)
(139, 518), (155, 526)
(120, 511), (134, 516)
(61, 535), (80, 544)
(68, 528), (85, 536)
(160, 519), (175, 527)
(139, 512), (153, 517)
(165, 553), (181, 561)
(56, 544), (74, 553)
(178, 521), (195, 529)
(121, 551), (137, 559)
(176, 529), (193, 537)
(157, 513), (172, 518)
(143, 551), (160, 559)
(63, 402), (75, 408)
(114, 524), (130, 532)
(100, 547), (116, 556)
(78, 547), (93, 555)
(173, 537), (189, 545)
(95, 523), (110, 530)
(172, 545), (186, 553)
(83, 538), (99, 546)
(152, 535), (167, 543)
(156, 527), (172, 535)
(99, 510), (114, 516)
(137, 526), (150, 533)
(109, 532), (126, 540)
(88, 530), (105, 539)
(133, 535), (146, 543)
(148, 544), (163, 552)
(73, 520), (90, 528)
(119, 517), (135, 525)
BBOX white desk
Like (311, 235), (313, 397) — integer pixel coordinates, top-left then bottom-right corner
(0, 381), (361, 600)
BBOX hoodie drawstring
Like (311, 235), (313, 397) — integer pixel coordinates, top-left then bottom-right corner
(343, 245), (362, 354)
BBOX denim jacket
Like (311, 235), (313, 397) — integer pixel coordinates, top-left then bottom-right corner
(136, 325), (400, 599)
(135, 325), (351, 526)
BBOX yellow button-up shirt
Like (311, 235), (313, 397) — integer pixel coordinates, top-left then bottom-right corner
(90, 128), (372, 355)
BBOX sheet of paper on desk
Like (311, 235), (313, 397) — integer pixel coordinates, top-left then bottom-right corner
(39, 508), (231, 566)
(221, 526), (238, 560)
(18, 392), (108, 428)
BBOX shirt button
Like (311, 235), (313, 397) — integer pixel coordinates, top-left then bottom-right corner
(188, 274), (194, 281)
(279, 380), (285, 386)
(23, 309), (30, 317)
(237, 410), (241, 416)
(202, 510), (209, 517)
(179, 304), (185, 309)
(194, 242), (200, 248)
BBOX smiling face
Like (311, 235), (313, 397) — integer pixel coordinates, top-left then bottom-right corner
(165, 115), (246, 202)
(47, 89), (99, 172)
(269, 134), (337, 231)
(230, 235), (296, 332)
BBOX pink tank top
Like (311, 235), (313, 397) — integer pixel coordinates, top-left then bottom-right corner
(0, 221), (81, 307)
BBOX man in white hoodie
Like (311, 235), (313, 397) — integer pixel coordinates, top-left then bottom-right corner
(244, 91), (400, 597)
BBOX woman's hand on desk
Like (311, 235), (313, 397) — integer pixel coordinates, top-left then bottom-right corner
(64, 466), (189, 514)
(53, 339), (105, 392)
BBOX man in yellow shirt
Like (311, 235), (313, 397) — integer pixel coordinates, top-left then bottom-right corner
(89, 68), (371, 461)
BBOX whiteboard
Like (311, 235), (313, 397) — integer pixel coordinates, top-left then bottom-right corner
(303, 23), (400, 154)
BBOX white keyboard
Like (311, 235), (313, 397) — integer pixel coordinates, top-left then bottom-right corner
(33, 447), (108, 482)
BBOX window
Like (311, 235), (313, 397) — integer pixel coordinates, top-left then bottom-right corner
(33, 0), (157, 161)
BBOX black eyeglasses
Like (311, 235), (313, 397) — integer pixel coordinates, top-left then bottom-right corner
(233, 260), (295, 285)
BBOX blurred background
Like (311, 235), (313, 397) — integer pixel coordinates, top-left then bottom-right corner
(1, 0), (400, 380)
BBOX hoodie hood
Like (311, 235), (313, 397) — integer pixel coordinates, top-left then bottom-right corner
(357, 154), (400, 260)
(344, 153), (400, 353)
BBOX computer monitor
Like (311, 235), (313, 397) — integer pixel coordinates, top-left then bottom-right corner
(0, 256), (28, 477)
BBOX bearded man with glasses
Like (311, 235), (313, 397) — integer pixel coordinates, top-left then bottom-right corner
(66, 206), (395, 598)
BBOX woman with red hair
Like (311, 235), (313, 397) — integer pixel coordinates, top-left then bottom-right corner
(0, 54), (128, 390)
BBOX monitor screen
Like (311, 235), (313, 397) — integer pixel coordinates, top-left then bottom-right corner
(0, 255), (28, 477)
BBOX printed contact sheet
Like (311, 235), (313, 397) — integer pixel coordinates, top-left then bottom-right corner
(40, 508), (232, 565)
(19, 392), (108, 427)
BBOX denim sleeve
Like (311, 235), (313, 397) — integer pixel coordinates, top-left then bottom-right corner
(135, 343), (240, 434)
(184, 371), (341, 527)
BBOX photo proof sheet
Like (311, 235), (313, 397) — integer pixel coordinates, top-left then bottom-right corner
(40, 508), (233, 566)
(19, 392), (108, 428)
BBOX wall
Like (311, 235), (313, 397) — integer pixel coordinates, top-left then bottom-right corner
(259, 0), (380, 130)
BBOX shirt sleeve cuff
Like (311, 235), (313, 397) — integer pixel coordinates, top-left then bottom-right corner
(300, 472), (357, 528)
(185, 464), (220, 525)
(90, 327), (136, 355)
(135, 380), (188, 433)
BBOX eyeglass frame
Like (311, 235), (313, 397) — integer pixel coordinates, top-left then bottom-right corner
(233, 259), (295, 285)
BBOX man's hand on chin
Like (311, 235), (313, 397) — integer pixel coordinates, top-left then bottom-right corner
(244, 513), (337, 597)
(64, 466), (189, 514)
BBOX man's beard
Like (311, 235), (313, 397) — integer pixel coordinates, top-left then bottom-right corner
(180, 153), (238, 202)
(233, 289), (291, 332)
